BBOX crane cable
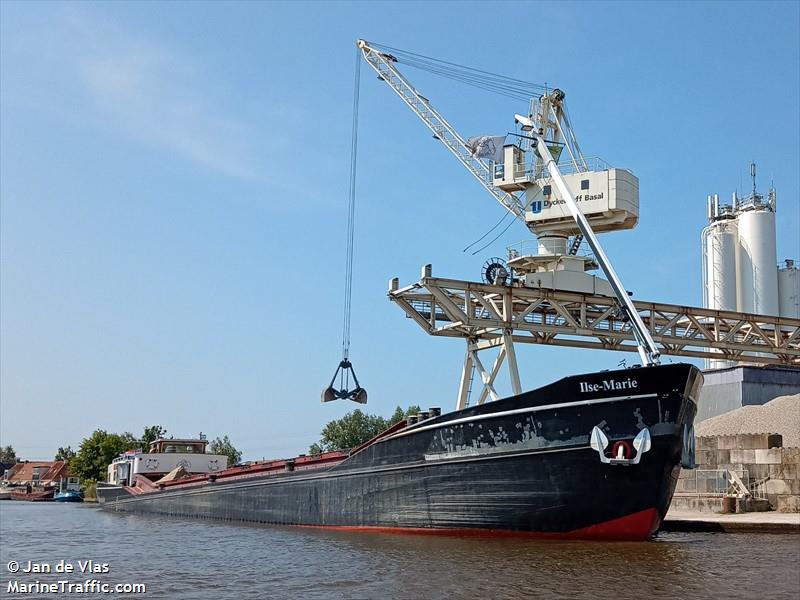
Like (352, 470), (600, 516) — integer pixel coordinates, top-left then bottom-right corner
(462, 210), (513, 253)
(368, 42), (553, 101)
(468, 216), (519, 256)
(342, 46), (360, 364)
(370, 42), (558, 255)
(322, 47), (368, 404)
(370, 42), (585, 256)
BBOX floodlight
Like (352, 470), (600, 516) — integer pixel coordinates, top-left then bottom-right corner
(514, 114), (536, 132)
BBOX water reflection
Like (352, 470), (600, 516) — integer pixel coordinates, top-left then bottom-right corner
(1, 503), (798, 599)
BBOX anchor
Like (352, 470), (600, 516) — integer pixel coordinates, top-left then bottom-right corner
(590, 426), (652, 466)
(681, 424), (696, 469)
(321, 359), (368, 404)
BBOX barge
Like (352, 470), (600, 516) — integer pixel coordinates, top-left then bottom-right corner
(98, 363), (700, 540)
(99, 41), (704, 541)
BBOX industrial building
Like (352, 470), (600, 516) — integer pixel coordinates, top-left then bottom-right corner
(700, 164), (799, 420)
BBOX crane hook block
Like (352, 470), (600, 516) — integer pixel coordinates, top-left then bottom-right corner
(321, 359), (368, 404)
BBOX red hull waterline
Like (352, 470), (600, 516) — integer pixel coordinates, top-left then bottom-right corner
(295, 508), (662, 542)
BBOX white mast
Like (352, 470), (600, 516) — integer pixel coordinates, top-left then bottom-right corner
(516, 114), (660, 366)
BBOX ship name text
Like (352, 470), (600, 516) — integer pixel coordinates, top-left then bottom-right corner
(579, 378), (639, 393)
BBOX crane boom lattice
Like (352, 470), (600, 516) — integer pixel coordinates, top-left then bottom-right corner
(357, 40), (527, 221)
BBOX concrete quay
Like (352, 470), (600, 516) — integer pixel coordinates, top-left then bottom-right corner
(674, 433), (800, 513)
(663, 509), (800, 533)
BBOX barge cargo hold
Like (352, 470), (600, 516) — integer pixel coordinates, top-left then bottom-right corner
(98, 363), (701, 540)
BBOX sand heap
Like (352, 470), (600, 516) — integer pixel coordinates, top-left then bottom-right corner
(696, 394), (800, 447)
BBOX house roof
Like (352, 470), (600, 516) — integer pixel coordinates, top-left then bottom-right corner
(41, 461), (70, 483)
(5, 461), (72, 484)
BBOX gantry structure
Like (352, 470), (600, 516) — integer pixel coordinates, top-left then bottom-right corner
(389, 268), (800, 409)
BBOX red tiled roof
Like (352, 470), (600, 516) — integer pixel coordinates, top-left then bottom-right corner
(5, 461), (71, 484)
(41, 461), (69, 483)
(5, 463), (24, 479)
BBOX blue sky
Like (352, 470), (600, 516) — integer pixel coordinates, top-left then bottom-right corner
(1, 1), (798, 461)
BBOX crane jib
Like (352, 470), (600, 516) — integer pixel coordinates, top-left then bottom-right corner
(358, 41), (527, 222)
(356, 39), (661, 368)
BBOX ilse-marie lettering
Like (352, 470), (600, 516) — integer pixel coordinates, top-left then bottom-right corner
(579, 379), (639, 393)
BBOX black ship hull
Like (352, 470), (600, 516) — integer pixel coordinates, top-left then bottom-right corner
(98, 363), (701, 540)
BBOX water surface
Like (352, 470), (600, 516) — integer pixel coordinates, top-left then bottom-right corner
(1, 503), (798, 599)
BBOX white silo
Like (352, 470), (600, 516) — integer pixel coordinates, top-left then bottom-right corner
(736, 198), (779, 316)
(778, 259), (800, 318)
(702, 220), (738, 312)
(702, 195), (738, 369)
(702, 164), (783, 369)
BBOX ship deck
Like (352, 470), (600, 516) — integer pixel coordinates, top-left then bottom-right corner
(131, 421), (410, 495)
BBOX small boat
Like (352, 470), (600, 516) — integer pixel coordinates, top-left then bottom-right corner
(11, 487), (55, 502)
(0, 489), (11, 500)
(54, 490), (84, 503)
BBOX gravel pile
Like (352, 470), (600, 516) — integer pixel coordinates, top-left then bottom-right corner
(696, 394), (800, 447)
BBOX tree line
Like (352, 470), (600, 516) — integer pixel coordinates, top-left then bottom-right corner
(2, 404), (423, 485)
(1, 426), (242, 485)
(308, 405), (420, 454)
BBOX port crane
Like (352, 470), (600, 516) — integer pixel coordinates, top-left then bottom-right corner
(356, 41), (800, 408)
(356, 41), (661, 398)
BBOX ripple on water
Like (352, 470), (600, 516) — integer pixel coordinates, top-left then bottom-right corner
(1, 503), (798, 599)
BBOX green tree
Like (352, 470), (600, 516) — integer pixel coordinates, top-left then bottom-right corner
(309, 406), (423, 454)
(405, 405), (422, 418)
(318, 409), (387, 452)
(209, 435), (242, 466)
(387, 405), (422, 427)
(140, 425), (167, 452)
(0, 445), (17, 464)
(55, 446), (76, 463)
(70, 430), (139, 483)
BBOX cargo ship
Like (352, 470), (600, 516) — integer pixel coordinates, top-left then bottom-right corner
(98, 42), (703, 540)
(97, 363), (700, 540)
